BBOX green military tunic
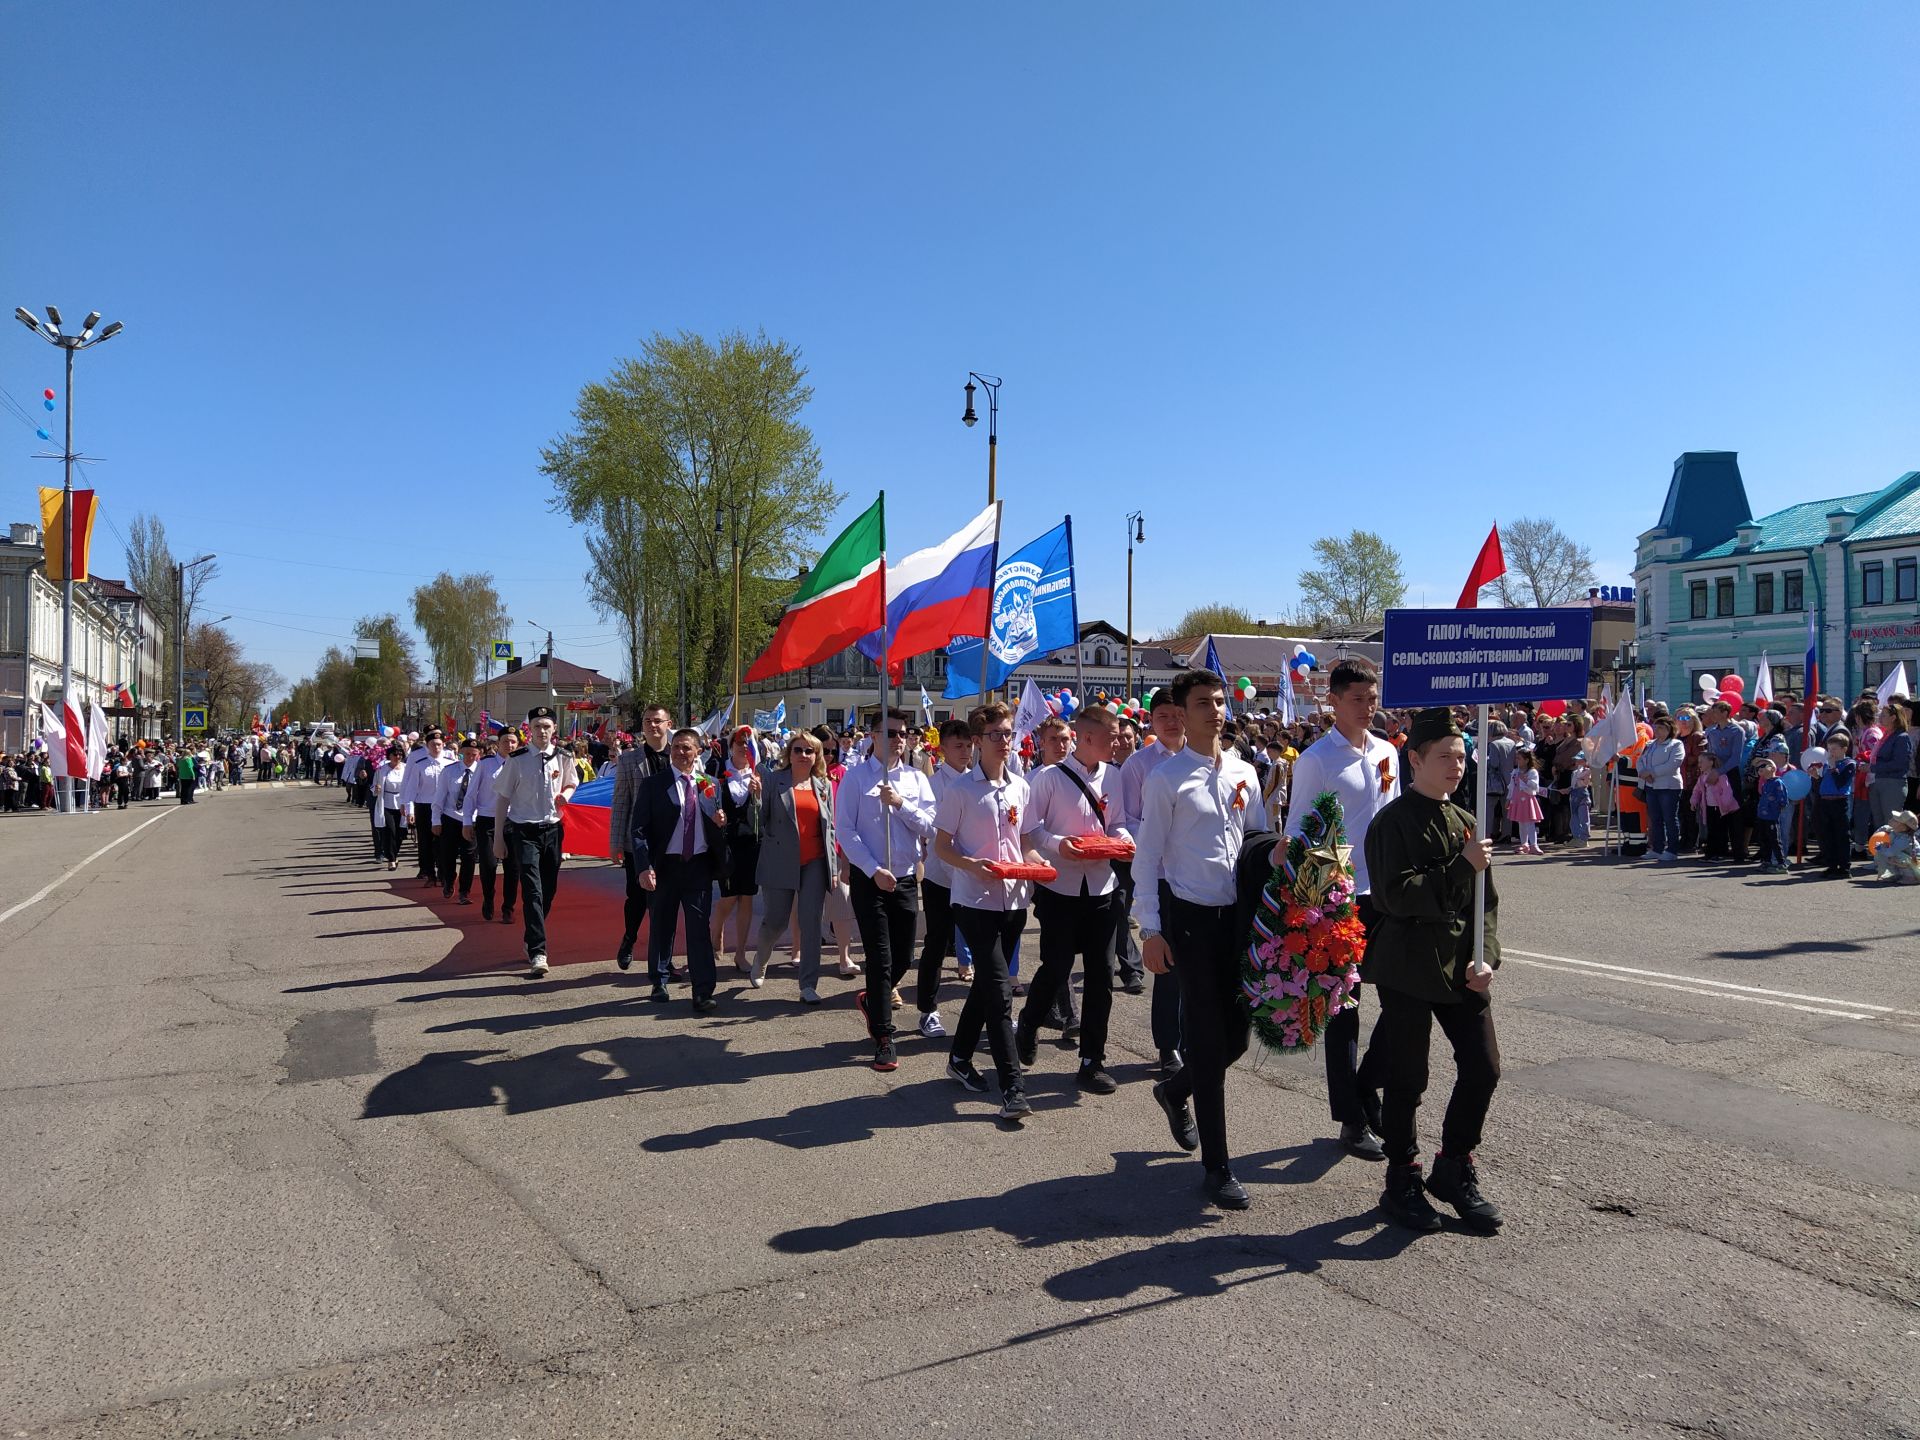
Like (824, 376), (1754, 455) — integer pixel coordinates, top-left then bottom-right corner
(1360, 789), (1500, 1005)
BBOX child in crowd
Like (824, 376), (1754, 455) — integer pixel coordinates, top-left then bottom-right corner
(1507, 748), (1544, 854)
(1569, 750), (1593, 847)
(1869, 809), (1920, 884)
(1808, 730), (1856, 878)
(1692, 755), (1739, 859)
(1752, 757), (1789, 873)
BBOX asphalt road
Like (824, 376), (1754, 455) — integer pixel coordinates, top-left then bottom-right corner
(2, 785), (1915, 1439)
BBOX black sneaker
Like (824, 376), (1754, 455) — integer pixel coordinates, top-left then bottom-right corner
(872, 1039), (898, 1073)
(1076, 1063), (1118, 1095)
(1015, 1023), (1038, 1068)
(1381, 1164), (1444, 1233)
(1340, 1120), (1386, 1161)
(1152, 1080), (1199, 1152)
(1426, 1153), (1503, 1231)
(648, 984), (670, 1003)
(946, 1057), (988, 1093)
(997, 1092), (1033, 1124)
(1204, 1168), (1250, 1210)
(615, 949), (633, 971)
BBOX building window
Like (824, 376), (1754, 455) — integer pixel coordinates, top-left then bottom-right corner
(1714, 577), (1735, 617)
(1690, 581), (1708, 619)
(1754, 574), (1774, 614)
(1863, 561), (1885, 606)
(1898, 559), (1917, 604)
(1863, 659), (1902, 692)
(1783, 572), (1804, 611)
(1092, 647), (1110, 667)
(1639, 590), (1650, 626)
(1769, 664), (1805, 698)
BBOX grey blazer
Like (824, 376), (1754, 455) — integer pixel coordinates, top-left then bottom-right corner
(756, 767), (836, 889)
(609, 743), (671, 859)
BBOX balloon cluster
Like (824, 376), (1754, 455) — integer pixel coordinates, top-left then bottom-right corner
(1698, 672), (1746, 708)
(1289, 645), (1318, 682)
(1052, 688), (1079, 719)
(1235, 676), (1257, 703)
(36, 389), (54, 442)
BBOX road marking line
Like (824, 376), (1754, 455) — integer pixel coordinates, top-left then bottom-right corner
(0, 809), (177, 926)
(1502, 958), (1873, 1020)
(1503, 948), (1918, 1017)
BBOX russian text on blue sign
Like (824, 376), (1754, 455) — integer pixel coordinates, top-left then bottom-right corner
(1380, 607), (1593, 708)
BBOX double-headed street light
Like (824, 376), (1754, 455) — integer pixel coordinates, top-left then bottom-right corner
(961, 372), (1002, 504)
(1125, 512), (1146, 699)
(16, 305), (124, 810)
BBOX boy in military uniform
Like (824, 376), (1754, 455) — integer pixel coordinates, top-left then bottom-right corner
(1361, 707), (1503, 1234)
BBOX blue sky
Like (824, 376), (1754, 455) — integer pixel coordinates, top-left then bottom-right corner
(4, 3), (1915, 691)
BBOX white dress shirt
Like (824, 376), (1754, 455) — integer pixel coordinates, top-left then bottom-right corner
(660, 768), (720, 858)
(1282, 726), (1398, 895)
(431, 760), (472, 826)
(1024, 752), (1128, 897)
(923, 761), (972, 889)
(460, 753), (506, 823)
(1118, 738), (1181, 830)
(834, 752), (936, 879)
(495, 747), (572, 825)
(1131, 745), (1262, 933)
(399, 751), (454, 810)
(936, 767), (1034, 912)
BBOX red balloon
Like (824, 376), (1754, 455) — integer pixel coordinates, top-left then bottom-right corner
(1538, 699), (1568, 719)
(43, 388), (54, 400)
(1721, 675), (1745, 692)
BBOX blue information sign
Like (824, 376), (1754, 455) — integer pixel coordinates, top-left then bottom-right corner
(1381, 608), (1593, 708)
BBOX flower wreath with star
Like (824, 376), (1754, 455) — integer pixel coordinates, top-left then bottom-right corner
(1240, 790), (1366, 1052)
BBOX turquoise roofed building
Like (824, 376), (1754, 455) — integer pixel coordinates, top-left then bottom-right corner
(1634, 453), (1920, 707)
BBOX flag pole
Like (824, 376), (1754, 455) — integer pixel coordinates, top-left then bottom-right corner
(1472, 702), (1490, 975)
(1065, 515), (1084, 703)
(878, 492), (892, 873)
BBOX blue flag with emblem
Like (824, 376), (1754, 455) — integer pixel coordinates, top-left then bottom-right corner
(752, 699), (787, 731)
(944, 519), (1077, 699)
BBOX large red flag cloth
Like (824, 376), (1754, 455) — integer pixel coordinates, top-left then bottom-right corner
(1456, 525), (1506, 608)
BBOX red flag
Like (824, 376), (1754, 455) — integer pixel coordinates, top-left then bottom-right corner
(1456, 525), (1506, 608)
(64, 700), (87, 778)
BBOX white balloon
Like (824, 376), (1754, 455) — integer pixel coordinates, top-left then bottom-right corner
(1698, 673), (1719, 694)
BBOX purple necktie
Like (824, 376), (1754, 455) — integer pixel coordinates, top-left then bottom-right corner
(679, 776), (696, 857)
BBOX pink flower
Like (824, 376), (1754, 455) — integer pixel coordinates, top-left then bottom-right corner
(1302, 907), (1325, 927)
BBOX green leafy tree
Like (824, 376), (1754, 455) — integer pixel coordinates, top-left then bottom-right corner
(1165, 603), (1259, 640)
(1296, 530), (1407, 626)
(411, 572), (508, 727)
(541, 330), (844, 714)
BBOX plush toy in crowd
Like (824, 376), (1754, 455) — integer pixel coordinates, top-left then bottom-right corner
(1868, 811), (1920, 884)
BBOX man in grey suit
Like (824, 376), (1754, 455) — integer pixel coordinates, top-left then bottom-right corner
(610, 702), (675, 971)
(1483, 719), (1516, 842)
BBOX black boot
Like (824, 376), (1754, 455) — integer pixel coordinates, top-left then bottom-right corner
(1380, 1163), (1443, 1233)
(1426, 1152), (1503, 1231)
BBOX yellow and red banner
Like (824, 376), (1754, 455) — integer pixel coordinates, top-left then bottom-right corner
(37, 488), (98, 583)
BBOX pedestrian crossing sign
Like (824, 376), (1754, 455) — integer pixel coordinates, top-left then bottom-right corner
(491, 640), (515, 661)
(183, 707), (208, 732)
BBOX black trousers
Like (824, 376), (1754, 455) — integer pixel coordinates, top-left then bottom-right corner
(620, 850), (651, 959)
(1019, 885), (1121, 1067)
(916, 879), (961, 1013)
(1375, 982), (1500, 1167)
(1323, 895), (1389, 1126)
(1157, 887), (1251, 1172)
(1817, 795), (1851, 871)
(850, 868), (919, 1040)
(506, 819), (562, 959)
(412, 802), (439, 879)
(1113, 860), (1145, 986)
(473, 817), (517, 915)
(649, 851), (716, 1001)
(372, 808), (398, 862)
(951, 905), (1026, 1097)
(437, 823), (475, 897)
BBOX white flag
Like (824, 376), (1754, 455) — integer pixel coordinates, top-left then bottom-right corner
(695, 698), (734, 740)
(87, 699), (109, 780)
(918, 683), (935, 726)
(1876, 661), (1910, 708)
(39, 701), (68, 776)
(1278, 674), (1297, 726)
(1013, 678), (1051, 748)
(1588, 684), (1619, 767)
(1754, 652), (1773, 705)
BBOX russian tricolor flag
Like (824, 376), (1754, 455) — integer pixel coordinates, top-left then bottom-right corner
(857, 503), (1001, 683)
(1803, 607), (1820, 752)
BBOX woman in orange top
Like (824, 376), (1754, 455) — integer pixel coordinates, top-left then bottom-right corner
(752, 732), (839, 1003)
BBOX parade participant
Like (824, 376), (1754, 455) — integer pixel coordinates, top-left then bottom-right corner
(710, 726), (765, 978)
(609, 702), (675, 972)
(630, 727), (726, 1011)
(835, 708), (937, 1071)
(492, 707), (577, 978)
(1016, 703), (1128, 1096)
(1134, 669), (1262, 1209)
(1025, 714), (1079, 1036)
(1110, 715), (1147, 995)
(369, 743), (408, 868)
(399, 729), (454, 885)
(1119, 688), (1188, 1074)
(461, 727), (518, 922)
(433, 736), (481, 904)
(752, 730), (837, 1003)
(914, 718), (977, 1038)
(1282, 655), (1397, 1161)
(1362, 707), (1502, 1233)
(937, 701), (1042, 1119)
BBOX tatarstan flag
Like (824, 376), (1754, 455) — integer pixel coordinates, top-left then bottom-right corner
(744, 495), (886, 682)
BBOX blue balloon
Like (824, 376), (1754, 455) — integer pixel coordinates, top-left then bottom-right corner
(36, 427), (49, 440)
(43, 398), (56, 411)
(1781, 769), (1812, 801)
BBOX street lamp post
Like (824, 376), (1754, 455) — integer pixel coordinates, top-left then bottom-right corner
(1124, 511), (1145, 699)
(174, 554), (217, 742)
(1861, 636), (1873, 698)
(15, 305), (123, 811)
(960, 373), (1002, 505)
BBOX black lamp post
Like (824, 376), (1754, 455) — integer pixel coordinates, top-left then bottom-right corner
(961, 372), (1001, 504)
(1125, 511), (1145, 697)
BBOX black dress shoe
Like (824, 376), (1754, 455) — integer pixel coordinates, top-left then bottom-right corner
(1015, 1023), (1038, 1068)
(1427, 1152), (1503, 1231)
(649, 985), (671, 1003)
(1075, 1064), (1118, 1095)
(1152, 1080), (1199, 1152)
(692, 996), (718, 1014)
(615, 950), (633, 971)
(1203, 1169), (1250, 1210)
(1340, 1120), (1386, 1161)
